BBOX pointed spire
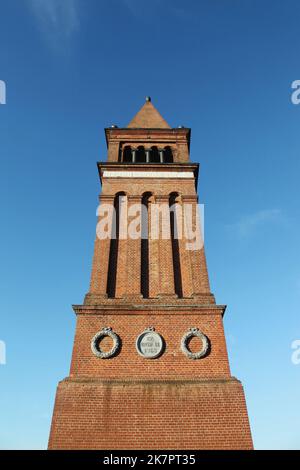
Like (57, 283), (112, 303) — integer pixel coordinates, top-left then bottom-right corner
(127, 97), (171, 129)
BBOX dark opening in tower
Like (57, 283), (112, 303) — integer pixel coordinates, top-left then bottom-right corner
(136, 146), (146, 163)
(141, 192), (152, 298)
(164, 146), (173, 163)
(151, 146), (160, 163)
(106, 192), (126, 298)
(169, 192), (183, 298)
(123, 145), (132, 162)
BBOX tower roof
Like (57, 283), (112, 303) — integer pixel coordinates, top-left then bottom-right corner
(127, 97), (171, 129)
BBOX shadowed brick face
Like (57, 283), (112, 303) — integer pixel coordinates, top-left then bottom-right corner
(48, 100), (253, 450)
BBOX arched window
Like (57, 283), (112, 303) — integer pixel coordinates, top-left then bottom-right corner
(150, 146), (160, 163)
(141, 192), (153, 298)
(107, 192), (126, 298)
(136, 146), (146, 163)
(164, 146), (173, 163)
(169, 192), (183, 298)
(123, 146), (132, 162)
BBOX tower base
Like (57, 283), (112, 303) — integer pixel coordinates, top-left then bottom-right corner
(48, 377), (253, 449)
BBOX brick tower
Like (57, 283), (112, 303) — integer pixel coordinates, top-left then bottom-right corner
(48, 98), (253, 450)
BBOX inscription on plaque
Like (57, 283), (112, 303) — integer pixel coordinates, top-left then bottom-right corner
(136, 327), (163, 359)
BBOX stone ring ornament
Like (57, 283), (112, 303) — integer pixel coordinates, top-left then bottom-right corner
(91, 327), (120, 359)
(136, 327), (164, 359)
(181, 327), (209, 360)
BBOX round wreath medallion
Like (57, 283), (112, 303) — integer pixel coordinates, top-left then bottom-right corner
(91, 327), (120, 359)
(181, 327), (209, 360)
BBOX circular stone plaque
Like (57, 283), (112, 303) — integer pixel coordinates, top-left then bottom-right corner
(136, 327), (163, 359)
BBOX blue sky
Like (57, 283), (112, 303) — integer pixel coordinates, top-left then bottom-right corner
(0, 0), (300, 449)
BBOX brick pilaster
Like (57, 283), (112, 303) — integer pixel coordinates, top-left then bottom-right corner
(126, 195), (143, 298)
(88, 194), (114, 298)
(176, 197), (194, 298)
(114, 194), (128, 298)
(155, 195), (176, 298)
(183, 196), (210, 295)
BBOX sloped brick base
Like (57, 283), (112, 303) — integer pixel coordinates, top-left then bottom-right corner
(48, 377), (253, 449)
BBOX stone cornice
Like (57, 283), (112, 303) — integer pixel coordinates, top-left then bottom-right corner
(105, 127), (191, 148)
(72, 304), (227, 316)
(61, 376), (239, 386)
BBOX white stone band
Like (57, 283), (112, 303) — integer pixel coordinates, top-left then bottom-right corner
(103, 171), (194, 179)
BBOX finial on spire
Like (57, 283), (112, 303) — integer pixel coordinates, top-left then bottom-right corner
(145, 96), (151, 102)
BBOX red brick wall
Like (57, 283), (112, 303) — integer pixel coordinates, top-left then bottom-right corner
(48, 378), (253, 450)
(69, 310), (231, 380)
(101, 176), (196, 197)
(88, 171), (212, 301)
(106, 127), (190, 163)
(49, 116), (253, 449)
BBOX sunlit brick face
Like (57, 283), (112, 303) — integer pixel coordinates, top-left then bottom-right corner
(48, 99), (253, 450)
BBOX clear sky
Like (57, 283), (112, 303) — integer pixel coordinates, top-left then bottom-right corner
(0, 0), (300, 450)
